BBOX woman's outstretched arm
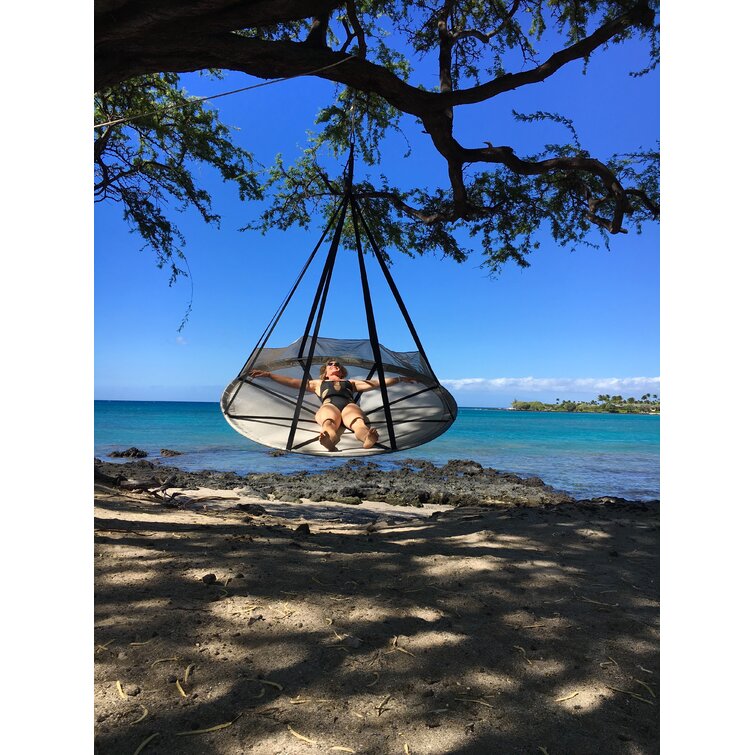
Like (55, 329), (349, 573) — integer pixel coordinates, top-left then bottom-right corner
(351, 376), (417, 393)
(248, 369), (318, 392)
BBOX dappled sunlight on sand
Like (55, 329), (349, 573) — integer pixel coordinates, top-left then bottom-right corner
(95, 492), (659, 753)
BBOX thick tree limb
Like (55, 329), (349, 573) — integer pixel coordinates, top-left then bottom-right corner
(355, 191), (444, 224)
(442, 2), (654, 107)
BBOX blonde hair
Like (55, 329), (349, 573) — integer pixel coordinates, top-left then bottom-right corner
(319, 359), (348, 379)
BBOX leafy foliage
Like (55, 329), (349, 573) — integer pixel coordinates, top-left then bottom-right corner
(94, 73), (261, 283)
(94, 0), (660, 276)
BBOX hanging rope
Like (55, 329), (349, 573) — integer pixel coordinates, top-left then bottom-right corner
(94, 55), (358, 130)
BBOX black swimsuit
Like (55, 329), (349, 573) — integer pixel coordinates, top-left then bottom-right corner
(318, 380), (357, 411)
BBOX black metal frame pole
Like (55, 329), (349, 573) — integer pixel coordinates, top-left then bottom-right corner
(225, 197), (347, 412)
(239, 196), (346, 378)
(351, 195), (398, 450)
(286, 198), (349, 450)
(296, 194), (349, 360)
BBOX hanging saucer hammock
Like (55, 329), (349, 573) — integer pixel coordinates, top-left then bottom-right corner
(220, 144), (457, 456)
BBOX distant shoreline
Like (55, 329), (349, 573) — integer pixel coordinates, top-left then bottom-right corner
(508, 407), (660, 415)
(509, 396), (660, 415)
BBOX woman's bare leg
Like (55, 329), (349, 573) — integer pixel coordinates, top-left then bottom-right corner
(315, 405), (342, 450)
(341, 405), (379, 449)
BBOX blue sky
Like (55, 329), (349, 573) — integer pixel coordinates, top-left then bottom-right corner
(10, 6), (755, 745)
(94, 29), (659, 408)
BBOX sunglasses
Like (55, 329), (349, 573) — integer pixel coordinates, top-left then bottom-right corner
(326, 361), (341, 366)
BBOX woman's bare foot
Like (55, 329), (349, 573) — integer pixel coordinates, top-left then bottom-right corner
(319, 430), (338, 451)
(362, 427), (379, 449)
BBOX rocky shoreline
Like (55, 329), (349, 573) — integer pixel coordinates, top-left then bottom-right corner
(94, 456), (658, 509)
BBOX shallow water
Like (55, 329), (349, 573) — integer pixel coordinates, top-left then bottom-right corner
(94, 401), (659, 501)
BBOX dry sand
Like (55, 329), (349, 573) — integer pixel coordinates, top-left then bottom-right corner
(94, 486), (659, 754)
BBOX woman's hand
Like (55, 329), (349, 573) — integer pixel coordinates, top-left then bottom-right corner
(249, 369), (271, 378)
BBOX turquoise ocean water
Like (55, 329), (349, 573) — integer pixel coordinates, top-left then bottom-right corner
(94, 401), (659, 501)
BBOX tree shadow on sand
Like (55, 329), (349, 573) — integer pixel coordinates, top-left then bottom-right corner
(94, 495), (659, 754)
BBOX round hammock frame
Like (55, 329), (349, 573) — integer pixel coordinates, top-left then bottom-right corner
(220, 145), (457, 456)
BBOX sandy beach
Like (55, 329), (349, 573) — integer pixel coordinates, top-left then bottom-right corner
(94, 460), (659, 754)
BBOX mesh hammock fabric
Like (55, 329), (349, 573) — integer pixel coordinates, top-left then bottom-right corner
(222, 336), (457, 455)
(220, 147), (457, 456)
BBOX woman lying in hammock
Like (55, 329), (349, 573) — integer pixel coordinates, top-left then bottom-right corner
(249, 359), (415, 451)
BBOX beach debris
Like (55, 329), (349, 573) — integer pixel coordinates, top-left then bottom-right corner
(578, 594), (619, 608)
(330, 747), (356, 753)
(376, 694), (392, 716)
(132, 705), (149, 724)
(132, 732), (159, 755)
(116, 680), (128, 700)
(387, 636), (415, 657)
(201, 573), (217, 585)
(259, 679), (283, 691)
(291, 696), (331, 705)
(176, 715), (241, 735)
(287, 724), (316, 744)
(366, 672), (380, 687)
(294, 523), (311, 537)
(176, 680), (187, 698)
(116, 474), (177, 499)
(606, 685), (654, 705)
(554, 691), (580, 703)
(95, 639), (115, 654)
(599, 656), (620, 669)
(537, 748), (549, 755)
(404, 744), (412, 755)
(454, 697), (494, 708)
(183, 664), (195, 684)
(150, 657), (179, 668)
(632, 678), (656, 698)
(129, 639), (153, 647)
(513, 645), (532, 664)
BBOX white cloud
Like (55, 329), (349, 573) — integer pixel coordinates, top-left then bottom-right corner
(176, 336), (188, 345)
(440, 376), (661, 394)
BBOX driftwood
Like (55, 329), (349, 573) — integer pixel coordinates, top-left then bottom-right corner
(94, 465), (177, 501)
(118, 476), (176, 492)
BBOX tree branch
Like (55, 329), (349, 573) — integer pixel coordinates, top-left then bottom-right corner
(625, 188), (660, 216)
(458, 142), (628, 232)
(452, 0), (521, 44)
(345, 0), (367, 57)
(355, 190), (444, 224)
(442, 1), (654, 107)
